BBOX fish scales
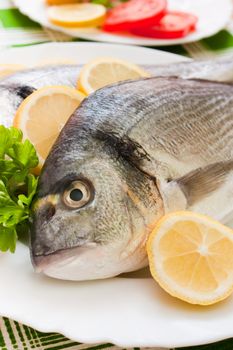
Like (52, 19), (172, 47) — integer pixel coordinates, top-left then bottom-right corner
(50, 78), (233, 168)
(0, 54), (233, 127)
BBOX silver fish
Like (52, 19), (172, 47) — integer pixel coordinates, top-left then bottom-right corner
(0, 65), (81, 127)
(31, 75), (233, 281)
(1, 54), (233, 127)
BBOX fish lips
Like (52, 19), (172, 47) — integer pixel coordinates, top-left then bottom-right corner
(31, 242), (98, 279)
(31, 242), (132, 281)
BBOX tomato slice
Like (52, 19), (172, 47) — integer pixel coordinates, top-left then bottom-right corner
(131, 11), (198, 39)
(103, 0), (167, 32)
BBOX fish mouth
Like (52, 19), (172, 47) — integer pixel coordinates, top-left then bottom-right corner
(32, 242), (98, 274)
(31, 240), (148, 281)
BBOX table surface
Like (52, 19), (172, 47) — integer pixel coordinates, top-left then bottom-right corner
(0, 1), (233, 350)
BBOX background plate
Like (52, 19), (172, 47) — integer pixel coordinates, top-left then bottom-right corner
(1, 43), (233, 348)
(13, 0), (233, 46)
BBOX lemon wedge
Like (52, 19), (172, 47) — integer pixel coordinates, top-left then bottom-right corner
(78, 57), (150, 95)
(147, 211), (233, 305)
(14, 85), (85, 171)
(47, 3), (106, 28)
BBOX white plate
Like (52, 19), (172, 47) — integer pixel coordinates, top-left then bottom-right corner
(0, 42), (232, 349)
(13, 0), (232, 46)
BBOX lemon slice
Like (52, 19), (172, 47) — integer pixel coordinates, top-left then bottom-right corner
(0, 64), (25, 79)
(47, 4), (106, 28)
(78, 57), (150, 95)
(14, 85), (85, 171)
(147, 211), (233, 305)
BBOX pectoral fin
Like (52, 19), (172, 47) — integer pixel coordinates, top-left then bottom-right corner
(158, 160), (233, 221)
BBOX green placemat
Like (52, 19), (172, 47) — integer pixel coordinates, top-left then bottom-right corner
(0, 1), (233, 350)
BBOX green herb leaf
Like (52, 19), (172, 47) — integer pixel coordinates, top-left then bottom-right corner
(0, 126), (12, 159)
(8, 127), (23, 143)
(0, 126), (23, 159)
(7, 170), (28, 198)
(0, 225), (17, 253)
(0, 126), (39, 253)
(0, 180), (16, 207)
(0, 206), (27, 227)
(27, 174), (39, 199)
(0, 159), (18, 178)
(7, 139), (39, 169)
(91, 0), (111, 6)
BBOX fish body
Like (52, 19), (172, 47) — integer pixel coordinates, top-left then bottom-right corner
(31, 75), (233, 281)
(1, 54), (233, 127)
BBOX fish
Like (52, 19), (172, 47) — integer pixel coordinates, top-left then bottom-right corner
(1, 54), (233, 127)
(0, 65), (81, 127)
(31, 75), (233, 281)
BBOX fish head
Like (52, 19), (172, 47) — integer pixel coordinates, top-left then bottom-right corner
(31, 146), (163, 281)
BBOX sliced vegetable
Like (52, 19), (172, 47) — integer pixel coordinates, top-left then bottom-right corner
(103, 0), (167, 32)
(47, 3), (107, 28)
(131, 11), (198, 39)
(147, 211), (233, 305)
(14, 86), (85, 171)
(77, 56), (150, 94)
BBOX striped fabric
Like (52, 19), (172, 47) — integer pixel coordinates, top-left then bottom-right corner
(0, 1), (233, 349)
(0, 317), (145, 350)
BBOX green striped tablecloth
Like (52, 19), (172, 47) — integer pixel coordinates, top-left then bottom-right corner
(1, 1), (233, 350)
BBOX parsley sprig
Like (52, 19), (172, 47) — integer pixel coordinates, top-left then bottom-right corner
(0, 126), (39, 253)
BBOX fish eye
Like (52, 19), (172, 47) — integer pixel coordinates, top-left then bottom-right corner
(63, 181), (91, 209)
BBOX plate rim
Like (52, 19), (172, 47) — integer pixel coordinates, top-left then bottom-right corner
(0, 41), (190, 63)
